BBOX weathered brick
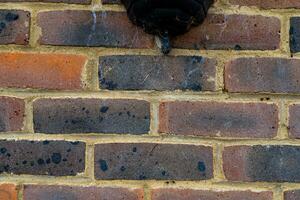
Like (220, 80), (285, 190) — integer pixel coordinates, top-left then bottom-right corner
(223, 145), (300, 182)
(0, 140), (85, 176)
(102, 0), (120, 4)
(0, 10), (30, 45)
(159, 101), (278, 138)
(33, 99), (150, 134)
(0, 53), (87, 90)
(172, 14), (280, 50)
(0, 184), (18, 200)
(0, 97), (25, 132)
(229, 0), (300, 9)
(151, 189), (272, 200)
(0, 0), (90, 3)
(37, 11), (154, 48)
(285, 190), (300, 200)
(99, 56), (216, 91)
(225, 57), (300, 93)
(288, 104), (300, 138)
(290, 17), (300, 53)
(24, 185), (144, 200)
(94, 143), (213, 180)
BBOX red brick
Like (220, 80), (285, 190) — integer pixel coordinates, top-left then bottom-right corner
(0, 97), (25, 132)
(288, 104), (300, 138)
(0, 10), (30, 45)
(0, 53), (87, 90)
(0, 184), (18, 200)
(225, 58), (300, 94)
(229, 0), (300, 9)
(24, 185), (144, 200)
(172, 14), (280, 50)
(37, 11), (154, 48)
(285, 190), (300, 200)
(151, 189), (272, 200)
(159, 101), (278, 138)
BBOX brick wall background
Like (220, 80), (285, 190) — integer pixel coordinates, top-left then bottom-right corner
(0, 0), (300, 199)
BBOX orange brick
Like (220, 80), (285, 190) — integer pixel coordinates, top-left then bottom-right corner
(0, 184), (18, 200)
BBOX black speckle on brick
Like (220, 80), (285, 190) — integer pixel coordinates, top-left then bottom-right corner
(0, 148), (7, 154)
(99, 159), (108, 172)
(37, 158), (45, 165)
(43, 141), (50, 145)
(198, 161), (206, 172)
(51, 153), (62, 164)
(5, 13), (19, 22)
(100, 106), (109, 113)
(290, 17), (300, 53)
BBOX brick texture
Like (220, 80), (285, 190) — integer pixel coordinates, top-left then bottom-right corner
(288, 104), (300, 138)
(290, 17), (300, 53)
(0, 97), (25, 132)
(99, 56), (217, 91)
(24, 185), (144, 200)
(0, 53), (87, 90)
(0, 0), (90, 3)
(159, 101), (278, 138)
(94, 143), (213, 180)
(225, 57), (300, 93)
(229, 0), (300, 9)
(0, 184), (17, 200)
(285, 190), (300, 200)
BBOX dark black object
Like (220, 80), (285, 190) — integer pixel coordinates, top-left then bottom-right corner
(121, 0), (214, 54)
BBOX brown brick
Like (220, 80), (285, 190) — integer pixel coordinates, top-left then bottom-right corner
(159, 101), (278, 138)
(0, 97), (25, 132)
(0, 184), (18, 200)
(0, 0), (90, 3)
(223, 145), (300, 182)
(229, 0), (300, 9)
(24, 185), (144, 200)
(0, 140), (85, 176)
(0, 53), (87, 90)
(172, 14), (280, 50)
(94, 143), (213, 180)
(33, 99), (150, 134)
(288, 104), (300, 138)
(151, 189), (272, 200)
(285, 190), (300, 200)
(0, 10), (30, 45)
(99, 56), (216, 91)
(225, 58), (300, 94)
(37, 11), (154, 48)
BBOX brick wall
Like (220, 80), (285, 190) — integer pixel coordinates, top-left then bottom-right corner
(0, 0), (299, 199)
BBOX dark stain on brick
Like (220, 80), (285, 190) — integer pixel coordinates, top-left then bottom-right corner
(197, 161), (206, 172)
(5, 13), (19, 22)
(99, 159), (108, 172)
(290, 17), (300, 53)
(100, 106), (109, 113)
(51, 153), (62, 164)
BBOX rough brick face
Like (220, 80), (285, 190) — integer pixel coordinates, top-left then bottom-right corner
(288, 104), (300, 138)
(172, 14), (280, 50)
(151, 189), (273, 200)
(285, 190), (300, 200)
(0, 140), (85, 176)
(225, 58), (300, 94)
(290, 17), (300, 53)
(94, 143), (213, 180)
(99, 56), (216, 91)
(24, 185), (144, 200)
(0, 97), (25, 132)
(159, 101), (278, 138)
(0, 0), (90, 3)
(223, 145), (300, 182)
(33, 99), (150, 134)
(37, 11), (154, 48)
(0, 184), (18, 200)
(0, 53), (87, 90)
(0, 10), (30, 45)
(229, 0), (300, 9)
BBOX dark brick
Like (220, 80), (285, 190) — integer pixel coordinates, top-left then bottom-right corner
(151, 189), (273, 200)
(159, 101), (278, 138)
(290, 17), (300, 53)
(0, 97), (25, 132)
(94, 143), (213, 180)
(223, 145), (300, 182)
(0, 140), (85, 176)
(172, 14), (280, 50)
(0, 10), (30, 45)
(285, 190), (300, 200)
(24, 185), (144, 200)
(102, 0), (121, 3)
(99, 56), (216, 91)
(37, 11), (154, 48)
(0, 0), (90, 3)
(225, 57), (300, 93)
(229, 0), (300, 9)
(33, 99), (150, 134)
(288, 104), (300, 138)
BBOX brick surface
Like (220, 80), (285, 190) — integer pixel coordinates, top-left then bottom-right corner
(0, 10), (30, 45)
(0, 53), (87, 90)
(229, 0), (300, 9)
(0, 0), (90, 3)
(102, 0), (120, 4)
(223, 145), (300, 182)
(0, 97), (25, 132)
(285, 190), (300, 200)
(151, 189), (273, 200)
(33, 99), (150, 134)
(172, 14), (280, 50)
(24, 185), (144, 200)
(0, 184), (18, 200)
(159, 101), (278, 138)
(94, 143), (213, 180)
(37, 11), (154, 48)
(288, 104), (300, 138)
(99, 56), (217, 91)
(0, 140), (85, 176)
(225, 57), (300, 93)
(290, 17), (300, 53)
